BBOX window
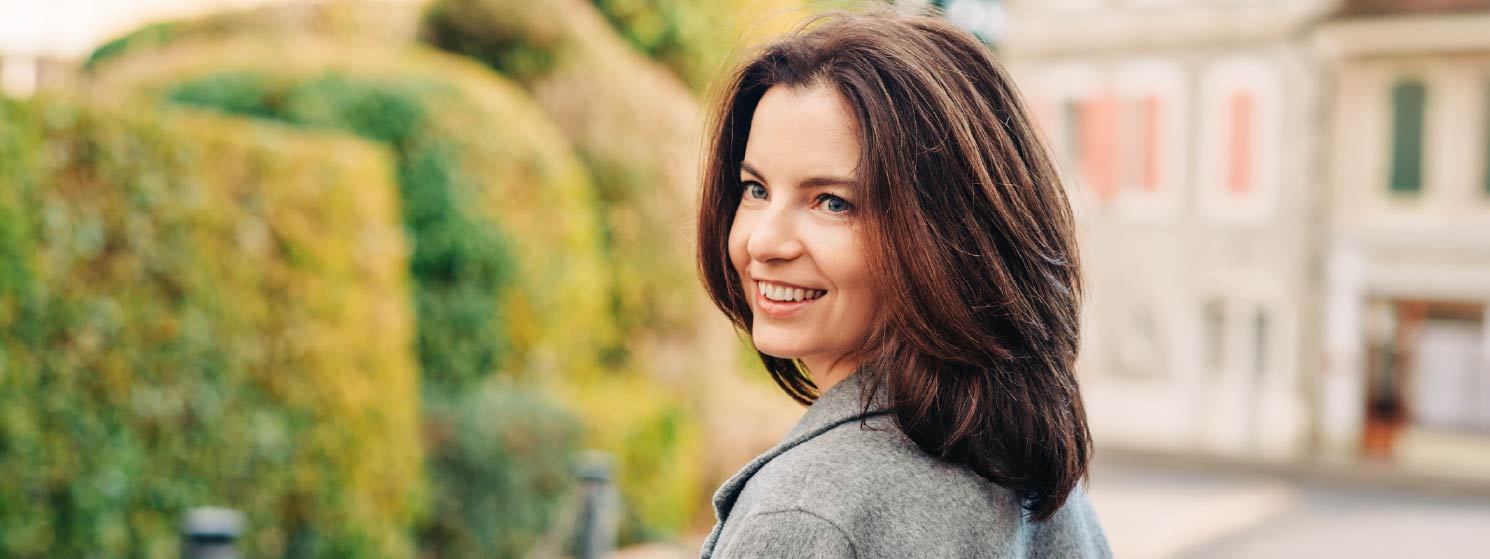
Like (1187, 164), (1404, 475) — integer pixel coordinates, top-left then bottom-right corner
(1113, 61), (1186, 216)
(1204, 300), (1226, 375)
(1120, 93), (1163, 194)
(1252, 310), (1269, 380)
(1198, 57), (1281, 222)
(1389, 79), (1427, 194)
(1115, 305), (1165, 379)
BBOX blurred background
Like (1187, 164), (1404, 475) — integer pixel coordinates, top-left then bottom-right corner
(1, 0), (1488, 558)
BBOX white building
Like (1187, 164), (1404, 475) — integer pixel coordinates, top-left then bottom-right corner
(986, 0), (1490, 470)
(998, 0), (1336, 460)
(1314, 0), (1490, 473)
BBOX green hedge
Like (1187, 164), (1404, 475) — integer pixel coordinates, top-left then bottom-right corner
(0, 97), (424, 557)
(88, 36), (615, 393)
(85, 36), (612, 555)
(420, 0), (713, 540)
(553, 376), (701, 542)
(421, 0), (706, 346)
(84, 3), (725, 543)
(421, 382), (582, 558)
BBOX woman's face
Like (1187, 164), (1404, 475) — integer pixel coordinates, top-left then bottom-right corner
(728, 83), (878, 386)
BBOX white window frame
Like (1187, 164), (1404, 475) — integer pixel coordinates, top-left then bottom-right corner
(1198, 56), (1283, 224)
(1113, 60), (1188, 219)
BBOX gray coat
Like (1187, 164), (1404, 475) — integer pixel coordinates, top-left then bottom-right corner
(701, 372), (1113, 558)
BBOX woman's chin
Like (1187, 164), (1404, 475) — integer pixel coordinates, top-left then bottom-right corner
(750, 336), (807, 360)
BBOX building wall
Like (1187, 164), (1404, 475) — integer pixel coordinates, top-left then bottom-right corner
(1000, 0), (1336, 459)
(1316, 11), (1490, 458)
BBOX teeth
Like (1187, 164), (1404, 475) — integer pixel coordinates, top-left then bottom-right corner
(758, 281), (825, 302)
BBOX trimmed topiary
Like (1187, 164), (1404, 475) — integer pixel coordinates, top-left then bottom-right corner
(421, 0), (707, 352)
(419, 0), (720, 540)
(83, 35), (616, 556)
(87, 36), (616, 393)
(0, 96), (423, 558)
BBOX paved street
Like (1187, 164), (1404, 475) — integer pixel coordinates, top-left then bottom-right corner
(1088, 455), (1490, 559)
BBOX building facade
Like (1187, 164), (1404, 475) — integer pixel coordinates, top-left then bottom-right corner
(1314, 0), (1490, 473)
(999, 0), (1337, 460)
(983, 0), (1490, 467)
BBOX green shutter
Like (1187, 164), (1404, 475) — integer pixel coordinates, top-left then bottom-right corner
(1390, 80), (1426, 194)
(1484, 80), (1490, 196)
(1063, 98), (1082, 166)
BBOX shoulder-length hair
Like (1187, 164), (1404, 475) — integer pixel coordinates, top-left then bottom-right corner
(695, 7), (1091, 521)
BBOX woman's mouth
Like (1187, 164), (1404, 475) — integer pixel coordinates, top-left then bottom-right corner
(754, 280), (826, 319)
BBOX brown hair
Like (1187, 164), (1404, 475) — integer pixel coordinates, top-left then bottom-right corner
(696, 7), (1090, 521)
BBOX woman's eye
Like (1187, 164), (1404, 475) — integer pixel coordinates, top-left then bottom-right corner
(743, 181), (767, 200)
(819, 194), (853, 214)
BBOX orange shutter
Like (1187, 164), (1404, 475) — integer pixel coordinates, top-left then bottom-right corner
(1081, 92), (1118, 200)
(1227, 91), (1254, 196)
(1140, 95), (1161, 192)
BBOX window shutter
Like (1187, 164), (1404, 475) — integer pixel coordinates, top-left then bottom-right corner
(1483, 80), (1490, 196)
(1141, 95), (1162, 192)
(1227, 91), (1254, 196)
(1389, 80), (1426, 194)
(1062, 98), (1082, 169)
(1080, 92), (1118, 200)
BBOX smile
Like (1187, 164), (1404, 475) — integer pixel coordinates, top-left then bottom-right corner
(758, 280), (826, 302)
(754, 280), (826, 319)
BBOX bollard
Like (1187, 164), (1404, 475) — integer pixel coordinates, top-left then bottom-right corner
(576, 450), (619, 559)
(180, 507), (245, 559)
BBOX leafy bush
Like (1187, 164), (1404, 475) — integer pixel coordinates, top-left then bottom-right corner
(88, 37), (616, 394)
(550, 375), (703, 542)
(421, 0), (705, 347)
(84, 36), (613, 555)
(82, 2), (750, 544)
(0, 96), (423, 558)
(420, 0), (716, 540)
(421, 382), (582, 559)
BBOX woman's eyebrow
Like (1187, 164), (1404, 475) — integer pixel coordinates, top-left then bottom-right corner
(740, 160), (857, 190)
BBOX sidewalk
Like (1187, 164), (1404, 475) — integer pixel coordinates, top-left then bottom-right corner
(1094, 442), (1490, 501)
(1088, 447), (1490, 558)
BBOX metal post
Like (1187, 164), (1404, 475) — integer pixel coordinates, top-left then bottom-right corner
(576, 450), (618, 559)
(180, 507), (245, 559)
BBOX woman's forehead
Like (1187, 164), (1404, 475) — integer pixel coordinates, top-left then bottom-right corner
(742, 84), (861, 183)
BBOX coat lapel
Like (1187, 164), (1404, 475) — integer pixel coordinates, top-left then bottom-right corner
(700, 371), (891, 558)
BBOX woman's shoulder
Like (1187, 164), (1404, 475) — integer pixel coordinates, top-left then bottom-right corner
(744, 414), (1025, 519)
(722, 416), (1112, 558)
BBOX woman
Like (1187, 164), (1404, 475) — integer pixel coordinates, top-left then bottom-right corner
(694, 6), (1112, 559)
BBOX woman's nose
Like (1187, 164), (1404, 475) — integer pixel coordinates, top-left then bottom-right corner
(746, 207), (805, 263)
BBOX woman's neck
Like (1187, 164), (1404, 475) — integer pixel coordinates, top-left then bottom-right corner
(802, 354), (863, 395)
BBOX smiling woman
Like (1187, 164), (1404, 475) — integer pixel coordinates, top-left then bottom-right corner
(695, 6), (1112, 559)
(729, 84), (876, 394)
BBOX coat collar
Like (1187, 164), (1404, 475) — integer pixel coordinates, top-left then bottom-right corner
(701, 370), (892, 558)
